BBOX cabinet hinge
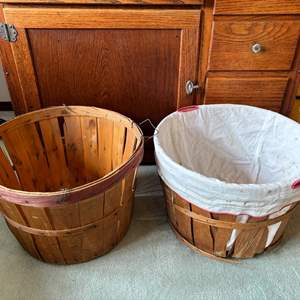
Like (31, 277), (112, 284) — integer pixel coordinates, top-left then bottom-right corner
(0, 23), (17, 42)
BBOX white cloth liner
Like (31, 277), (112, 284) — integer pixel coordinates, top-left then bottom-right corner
(154, 104), (300, 249)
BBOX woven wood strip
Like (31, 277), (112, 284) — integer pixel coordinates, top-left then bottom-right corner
(171, 202), (298, 230)
(5, 208), (120, 237)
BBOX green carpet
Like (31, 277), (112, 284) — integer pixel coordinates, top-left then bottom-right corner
(1, 166), (300, 300)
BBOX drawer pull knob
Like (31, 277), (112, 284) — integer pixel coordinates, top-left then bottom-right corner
(251, 43), (263, 54)
(185, 80), (199, 95)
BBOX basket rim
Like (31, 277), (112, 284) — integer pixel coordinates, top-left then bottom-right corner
(0, 105), (144, 206)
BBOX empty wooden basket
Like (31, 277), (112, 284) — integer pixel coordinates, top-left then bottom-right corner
(0, 106), (143, 264)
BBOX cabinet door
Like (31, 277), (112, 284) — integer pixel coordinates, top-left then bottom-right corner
(1, 7), (200, 127)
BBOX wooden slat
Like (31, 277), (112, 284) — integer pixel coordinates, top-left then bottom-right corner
(47, 202), (81, 264)
(63, 116), (86, 187)
(81, 117), (99, 182)
(2, 129), (37, 191)
(211, 213), (236, 257)
(191, 204), (214, 254)
(233, 216), (268, 258)
(74, 194), (105, 262)
(118, 169), (136, 240)
(97, 117), (114, 177)
(39, 118), (70, 191)
(112, 123), (126, 171)
(77, 194), (104, 261)
(163, 184), (176, 227)
(57, 234), (83, 264)
(16, 123), (51, 192)
(104, 181), (122, 216)
(78, 194), (104, 226)
(0, 146), (21, 189)
(122, 127), (138, 163)
(20, 206), (65, 263)
(1, 201), (41, 259)
(47, 203), (81, 230)
(269, 204), (298, 247)
(102, 212), (118, 255)
(6, 222), (42, 260)
(173, 193), (193, 243)
(4, 8), (201, 29)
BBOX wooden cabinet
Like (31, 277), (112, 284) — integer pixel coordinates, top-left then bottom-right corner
(204, 76), (289, 111)
(0, 7), (200, 123)
(201, 1), (300, 115)
(0, 0), (299, 162)
(208, 18), (300, 71)
(214, 0), (300, 15)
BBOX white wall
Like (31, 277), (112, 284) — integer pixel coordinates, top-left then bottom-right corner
(0, 65), (11, 102)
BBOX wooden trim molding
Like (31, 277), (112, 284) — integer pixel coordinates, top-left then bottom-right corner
(1, 0), (204, 4)
(3, 7), (201, 29)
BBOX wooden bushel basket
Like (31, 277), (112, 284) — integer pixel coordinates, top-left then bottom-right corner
(162, 182), (298, 259)
(0, 106), (143, 264)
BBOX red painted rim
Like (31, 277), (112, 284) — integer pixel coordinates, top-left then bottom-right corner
(177, 105), (200, 113)
(292, 179), (300, 190)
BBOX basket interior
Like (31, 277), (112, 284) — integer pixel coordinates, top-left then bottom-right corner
(157, 105), (300, 185)
(0, 108), (142, 193)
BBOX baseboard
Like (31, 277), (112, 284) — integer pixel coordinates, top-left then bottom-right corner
(0, 101), (12, 111)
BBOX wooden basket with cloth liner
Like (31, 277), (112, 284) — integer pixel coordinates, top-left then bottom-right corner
(154, 104), (300, 259)
(0, 106), (143, 264)
(163, 183), (298, 259)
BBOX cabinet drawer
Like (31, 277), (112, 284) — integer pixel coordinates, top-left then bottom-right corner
(203, 77), (289, 112)
(214, 0), (300, 15)
(209, 19), (300, 71)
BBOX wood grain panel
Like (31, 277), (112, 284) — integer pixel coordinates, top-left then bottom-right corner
(197, 0), (214, 105)
(28, 29), (181, 125)
(1, 0), (203, 4)
(0, 5), (25, 114)
(3, 7), (201, 29)
(209, 19), (300, 71)
(214, 0), (300, 15)
(176, 28), (200, 108)
(204, 77), (289, 112)
(9, 29), (41, 111)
